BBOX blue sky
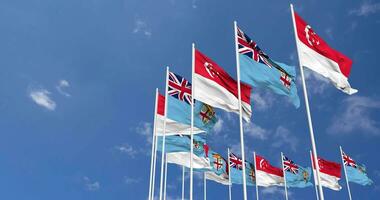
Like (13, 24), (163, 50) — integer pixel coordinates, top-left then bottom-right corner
(0, 0), (379, 199)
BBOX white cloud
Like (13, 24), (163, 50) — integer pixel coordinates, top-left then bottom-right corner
(213, 118), (224, 134)
(56, 79), (71, 97)
(271, 126), (299, 152)
(328, 96), (380, 135)
(324, 27), (333, 39)
(133, 19), (152, 37)
(115, 143), (138, 158)
(191, 0), (198, 9)
(83, 176), (100, 191)
(29, 88), (56, 111)
(244, 123), (269, 140)
(349, 1), (380, 16)
(299, 69), (330, 95)
(261, 186), (291, 197)
(252, 92), (274, 111)
(124, 176), (141, 184)
(136, 122), (153, 143)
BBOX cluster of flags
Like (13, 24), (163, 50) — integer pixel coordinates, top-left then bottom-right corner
(148, 4), (370, 200)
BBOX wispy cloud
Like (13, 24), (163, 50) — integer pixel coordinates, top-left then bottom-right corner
(261, 186), (292, 197)
(83, 176), (100, 191)
(349, 1), (380, 16)
(324, 27), (333, 39)
(29, 88), (56, 111)
(124, 176), (141, 184)
(191, 0), (198, 9)
(252, 92), (274, 111)
(213, 118), (224, 134)
(244, 123), (269, 140)
(328, 96), (380, 136)
(271, 126), (299, 152)
(114, 143), (138, 158)
(300, 69), (331, 95)
(136, 122), (153, 143)
(56, 79), (71, 97)
(133, 19), (152, 37)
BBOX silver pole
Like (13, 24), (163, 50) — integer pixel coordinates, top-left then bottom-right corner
(228, 148), (232, 200)
(290, 4), (324, 200)
(159, 67), (169, 200)
(253, 152), (259, 200)
(148, 89), (159, 200)
(182, 166), (185, 200)
(281, 152), (289, 200)
(233, 20), (248, 200)
(340, 146), (353, 200)
(310, 150), (320, 200)
(190, 43), (195, 200)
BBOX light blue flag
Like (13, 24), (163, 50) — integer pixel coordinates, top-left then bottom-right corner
(283, 155), (313, 188)
(167, 93), (217, 132)
(156, 134), (206, 155)
(229, 153), (255, 186)
(285, 167), (313, 188)
(237, 27), (300, 108)
(346, 164), (373, 186)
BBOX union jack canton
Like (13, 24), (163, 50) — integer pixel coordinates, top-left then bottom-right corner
(229, 153), (243, 170)
(237, 26), (293, 90)
(283, 155), (299, 174)
(342, 151), (357, 168)
(168, 72), (192, 105)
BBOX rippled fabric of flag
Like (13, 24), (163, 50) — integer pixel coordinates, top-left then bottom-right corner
(204, 151), (230, 185)
(342, 151), (373, 186)
(229, 152), (255, 186)
(283, 155), (313, 188)
(167, 71), (218, 132)
(237, 26), (300, 108)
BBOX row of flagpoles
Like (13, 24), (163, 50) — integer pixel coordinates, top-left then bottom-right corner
(147, 4), (369, 200)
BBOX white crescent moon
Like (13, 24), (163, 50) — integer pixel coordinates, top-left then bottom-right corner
(259, 159), (265, 168)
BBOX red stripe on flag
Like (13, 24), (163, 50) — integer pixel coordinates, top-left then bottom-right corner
(157, 93), (165, 116)
(312, 156), (342, 178)
(294, 11), (352, 77)
(255, 155), (284, 177)
(194, 49), (251, 104)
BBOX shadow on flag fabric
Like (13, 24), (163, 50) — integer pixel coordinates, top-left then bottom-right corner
(205, 151), (230, 185)
(193, 49), (252, 122)
(229, 152), (255, 186)
(292, 11), (357, 94)
(256, 154), (284, 187)
(237, 26), (300, 108)
(155, 93), (204, 136)
(157, 134), (211, 169)
(312, 156), (342, 191)
(342, 151), (373, 186)
(282, 155), (313, 188)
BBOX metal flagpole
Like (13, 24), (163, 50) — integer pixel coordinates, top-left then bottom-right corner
(290, 4), (324, 200)
(228, 148), (232, 200)
(340, 146), (353, 200)
(159, 67), (170, 200)
(204, 173), (207, 200)
(253, 152), (259, 200)
(151, 121), (159, 200)
(310, 150), (320, 200)
(148, 89), (159, 200)
(164, 154), (168, 200)
(190, 43), (195, 200)
(234, 20), (248, 200)
(182, 166), (185, 200)
(281, 152), (289, 200)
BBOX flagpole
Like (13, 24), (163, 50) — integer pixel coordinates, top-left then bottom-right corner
(159, 67), (170, 200)
(204, 173), (207, 200)
(182, 166), (185, 200)
(163, 154), (168, 200)
(310, 150), (320, 200)
(253, 151), (259, 200)
(340, 146), (353, 200)
(151, 120), (159, 200)
(228, 148), (232, 200)
(148, 89), (159, 200)
(290, 4), (324, 200)
(234, 20), (248, 200)
(190, 43), (195, 200)
(281, 152), (289, 200)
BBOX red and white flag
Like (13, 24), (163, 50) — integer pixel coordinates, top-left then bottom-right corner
(155, 93), (204, 136)
(255, 154), (284, 187)
(312, 156), (342, 191)
(292, 10), (357, 95)
(193, 49), (252, 121)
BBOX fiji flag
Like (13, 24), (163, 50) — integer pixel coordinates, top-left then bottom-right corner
(204, 151), (230, 185)
(229, 152), (255, 186)
(236, 26), (300, 108)
(283, 155), (313, 188)
(342, 150), (373, 186)
(167, 71), (218, 132)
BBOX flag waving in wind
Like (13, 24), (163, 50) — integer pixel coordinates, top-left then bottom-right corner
(282, 155), (313, 188)
(341, 150), (373, 186)
(229, 152), (255, 186)
(312, 156), (342, 191)
(255, 154), (284, 187)
(236, 26), (300, 108)
(193, 49), (252, 121)
(292, 10), (357, 94)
